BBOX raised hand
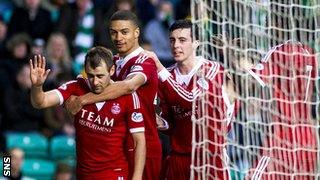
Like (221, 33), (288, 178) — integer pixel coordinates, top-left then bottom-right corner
(238, 57), (255, 71)
(29, 55), (51, 87)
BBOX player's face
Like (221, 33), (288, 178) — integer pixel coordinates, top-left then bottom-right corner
(85, 62), (115, 94)
(169, 28), (194, 63)
(109, 20), (139, 56)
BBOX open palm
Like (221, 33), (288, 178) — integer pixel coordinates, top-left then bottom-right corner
(29, 55), (50, 87)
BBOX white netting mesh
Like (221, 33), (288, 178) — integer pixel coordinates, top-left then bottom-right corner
(191, 0), (320, 179)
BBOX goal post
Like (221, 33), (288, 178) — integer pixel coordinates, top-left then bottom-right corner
(191, 0), (320, 179)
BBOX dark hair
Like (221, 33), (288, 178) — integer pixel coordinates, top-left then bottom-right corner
(110, 10), (139, 28)
(84, 46), (114, 70)
(169, 19), (197, 40)
(6, 33), (32, 53)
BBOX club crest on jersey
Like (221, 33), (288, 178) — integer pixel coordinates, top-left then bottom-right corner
(131, 112), (143, 122)
(197, 78), (209, 90)
(131, 65), (143, 72)
(111, 103), (121, 114)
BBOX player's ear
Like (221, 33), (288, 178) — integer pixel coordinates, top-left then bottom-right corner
(134, 27), (140, 39)
(109, 65), (115, 76)
(192, 40), (200, 49)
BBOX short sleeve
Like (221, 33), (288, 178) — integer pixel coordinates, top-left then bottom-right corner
(126, 56), (157, 84)
(126, 92), (145, 133)
(55, 80), (78, 105)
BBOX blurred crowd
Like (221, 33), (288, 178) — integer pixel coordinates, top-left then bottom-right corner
(0, 0), (190, 152)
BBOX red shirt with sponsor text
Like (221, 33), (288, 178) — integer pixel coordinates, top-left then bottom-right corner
(158, 57), (236, 179)
(113, 47), (161, 158)
(55, 77), (144, 178)
(158, 57), (234, 154)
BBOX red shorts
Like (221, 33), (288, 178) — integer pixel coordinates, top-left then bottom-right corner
(166, 153), (191, 180)
(127, 151), (162, 180)
(143, 156), (162, 180)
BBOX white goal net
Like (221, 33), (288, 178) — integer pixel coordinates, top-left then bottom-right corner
(191, 0), (320, 179)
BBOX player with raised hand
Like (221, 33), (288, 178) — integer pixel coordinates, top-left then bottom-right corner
(30, 47), (146, 180)
(64, 10), (162, 180)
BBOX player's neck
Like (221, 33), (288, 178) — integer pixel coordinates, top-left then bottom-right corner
(177, 56), (197, 75)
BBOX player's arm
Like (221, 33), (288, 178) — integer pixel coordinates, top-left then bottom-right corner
(127, 92), (146, 180)
(131, 131), (146, 180)
(145, 51), (199, 103)
(66, 55), (157, 115)
(84, 73), (145, 103)
(65, 73), (145, 115)
(30, 55), (61, 109)
(221, 76), (238, 125)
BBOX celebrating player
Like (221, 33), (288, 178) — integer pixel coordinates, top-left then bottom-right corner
(152, 19), (237, 180)
(30, 47), (146, 179)
(240, 3), (319, 178)
(64, 10), (162, 180)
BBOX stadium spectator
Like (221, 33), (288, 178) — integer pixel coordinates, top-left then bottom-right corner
(64, 10), (162, 180)
(31, 38), (46, 55)
(45, 32), (72, 81)
(151, 19), (237, 180)
(29, 47), (146, 179)
(41, 0), (68, 23)
(135, 0), (156, 27)
(2, 63), (44, 132)
(8, 148), (25, 180)
(5, 33), (32, 62)
(55, 0), (108, 75)
(143, 0), (174, 67)
(7, 0), (53, 41)
(42, 72), (74, 137)
(0, 33), (32, 89)
(0, 16), (8, 59)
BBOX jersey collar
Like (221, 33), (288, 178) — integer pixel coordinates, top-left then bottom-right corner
(121, 47), (144, 63)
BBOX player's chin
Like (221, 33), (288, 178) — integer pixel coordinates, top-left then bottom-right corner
(173, 56), (184, 62)
(116, 46), (127, 52)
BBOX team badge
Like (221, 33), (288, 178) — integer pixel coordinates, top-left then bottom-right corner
(111, 103), (121, 114)
(131, 112), (143, 122)
(131, 65), (143, 72)
(197, 78), (209, 90)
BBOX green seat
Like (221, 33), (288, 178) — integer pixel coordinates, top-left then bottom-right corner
(6, 133), (48, 158)
(50, 135), (76, 160)
(22, 159), (56, 180)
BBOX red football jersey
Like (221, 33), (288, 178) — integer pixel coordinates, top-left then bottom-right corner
(112, 47), (162, 158)
(54, 77), (145, 179)
(246, 42), (318, 179)
(256, 42), (317, 122)
(158, 57), (236, 179)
